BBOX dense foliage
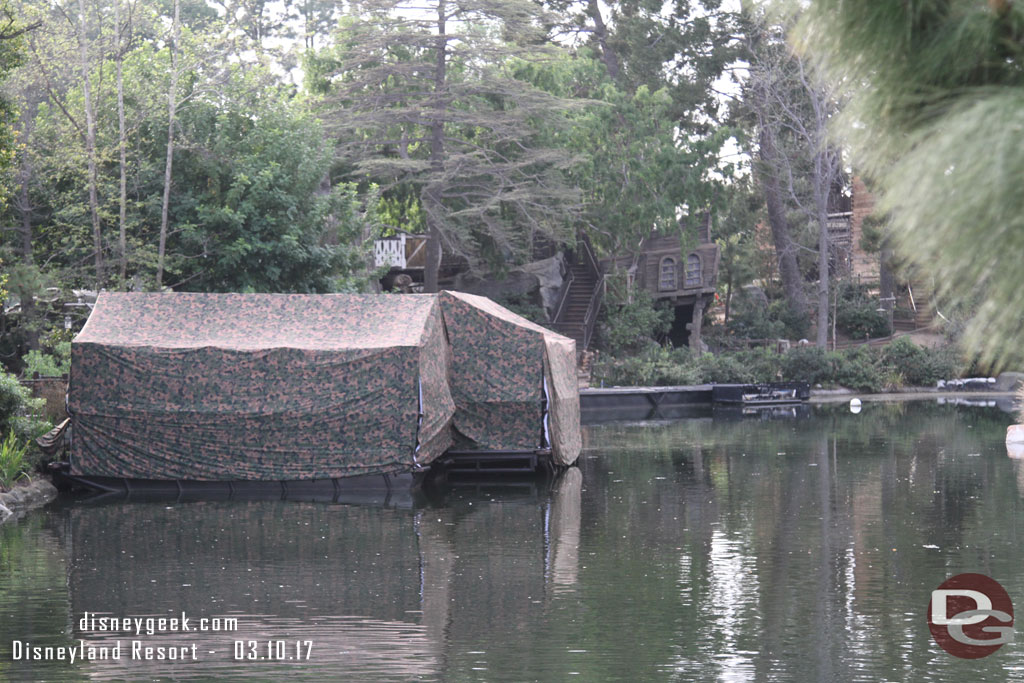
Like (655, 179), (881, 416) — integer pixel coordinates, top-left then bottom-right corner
(593, 338), (963, 392)
(0, 0), (1004, 393)
(795, 0), (1024, 367)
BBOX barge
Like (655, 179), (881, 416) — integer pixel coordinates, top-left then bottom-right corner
(62, 292), (581, 492)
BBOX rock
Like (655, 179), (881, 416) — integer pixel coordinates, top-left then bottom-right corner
(452, 253), (566, 320)
(0, 478), (58, 520)
(995, 372), (1024, 392)
(3, 488), (27, 505)
(741, 284), (769, 309)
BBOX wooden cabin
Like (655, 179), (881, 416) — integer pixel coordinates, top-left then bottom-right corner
(602, 216), (721, 349)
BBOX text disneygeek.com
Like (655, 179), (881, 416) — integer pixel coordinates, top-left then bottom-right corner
(6, 612), (312, 663)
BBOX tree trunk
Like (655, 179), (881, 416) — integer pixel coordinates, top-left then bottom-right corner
(114, 0), (129, 283)
(17, 160), (38, 349)
(879, 244), (895, 334)
(586, 0), (622, 86)
(77, 0), (103, 287)
(816, 205), (829, 348)
(723, 270), (732, 324)
(18, 164), (32, 264)
(156, 0), (180, 290)
(757, 126), (806, 314)
(422, 0), (447, 294)
(689, 295), (706, 351)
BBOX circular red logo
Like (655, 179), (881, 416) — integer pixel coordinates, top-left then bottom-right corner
(928, 573), (1014, 658)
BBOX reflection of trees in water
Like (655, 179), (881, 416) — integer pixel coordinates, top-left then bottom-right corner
(582, 403), (1017, 681)
(0, 515), (85, 681)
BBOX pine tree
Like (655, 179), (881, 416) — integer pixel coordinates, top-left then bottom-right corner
(315, 0), (581, 292)
(795, 0), (1024, 366)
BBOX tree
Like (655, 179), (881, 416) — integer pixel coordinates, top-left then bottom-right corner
(739, 9), (843, 347)
(794, 1), (1024, 365)
(313, 0), (582, 292)
(715, 179), (761, 325)
(165, 92), (371, 293)
(516, 51), (728, 255)
(76, 0), (104, 286)
(8, 0), (370, 295)
(112, 0), (131, 281)
(155, 0), (180, 289)
(0, 1), (36, 216)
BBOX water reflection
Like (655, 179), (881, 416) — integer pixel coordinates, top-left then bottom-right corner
(1, 402), (1023, 681)
(1, 469), (583, 681)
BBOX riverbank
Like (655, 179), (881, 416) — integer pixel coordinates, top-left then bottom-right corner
(0, 477), (58, 524)
(809, 388), (1017, 404)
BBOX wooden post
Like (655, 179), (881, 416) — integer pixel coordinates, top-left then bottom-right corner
(689, 295), (705, 351)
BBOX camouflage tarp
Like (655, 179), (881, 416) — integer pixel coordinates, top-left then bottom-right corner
(438, 291), (581, 466)
(69, 293), (455, 480)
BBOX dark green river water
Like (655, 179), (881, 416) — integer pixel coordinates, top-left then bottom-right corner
(2, 400), (1024, 681)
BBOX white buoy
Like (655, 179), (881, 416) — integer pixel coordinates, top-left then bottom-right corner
(850, 397), (862, 414)
(1006, 425), (1024, 458)
(1008, 425), (1024, 459)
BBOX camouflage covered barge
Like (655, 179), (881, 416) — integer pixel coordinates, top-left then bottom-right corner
(64, 291), (580, 490)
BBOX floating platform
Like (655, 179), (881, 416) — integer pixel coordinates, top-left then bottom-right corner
(710, 381), (810, 405)
(580, 382), (810, 422)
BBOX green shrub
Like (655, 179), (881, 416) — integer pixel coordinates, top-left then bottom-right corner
(731, 347), (784, 383)
(881, 337), (960, 386)
(780, 346), (832, 384)
(927, 345), (964, 383)
(591, 337), (966, 390)
(770, 300), (811, 339)
(835, 284), (890, 339)
(0, 370), (48, 445)
(21, 350), (62, 378)
(592, 346), (701, 386)
(494, 293), (548, 326)
(693, 353), (756, 384)
(726, 289), (786, 340)
(21, 341), (71, 378)
(831, 347), (884, 392)
(597, 288), (673, 356)
(0, 432), (31, 491)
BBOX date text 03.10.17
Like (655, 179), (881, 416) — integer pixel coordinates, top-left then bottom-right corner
(233, 640), (313, 661)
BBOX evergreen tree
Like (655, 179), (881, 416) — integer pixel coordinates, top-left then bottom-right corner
(311, 0), (582, 292)
(794, 0), (1024, 366)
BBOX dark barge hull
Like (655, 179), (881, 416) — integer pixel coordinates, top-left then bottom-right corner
(52, 448), (558, 500)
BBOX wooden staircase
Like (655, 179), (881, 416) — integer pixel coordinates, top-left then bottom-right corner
(551, 234), (604, 354)
(910, 280), (934, 328)
(555, 260), (597, 347)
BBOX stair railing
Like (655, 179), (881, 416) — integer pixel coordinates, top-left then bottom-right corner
(552, 267), (575, 324)
(577, 233), (605, 352)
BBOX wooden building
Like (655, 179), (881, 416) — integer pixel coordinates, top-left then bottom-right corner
(602, 215), (721, 349)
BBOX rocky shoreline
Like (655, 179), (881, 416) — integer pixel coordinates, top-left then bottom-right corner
(0, 478), (58, 524)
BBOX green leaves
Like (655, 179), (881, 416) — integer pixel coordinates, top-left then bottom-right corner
(795, 0), (1024, 367)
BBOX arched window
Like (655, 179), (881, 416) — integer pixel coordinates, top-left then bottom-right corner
(658, 257), (677, 291)
(685, 253), (702, 288)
